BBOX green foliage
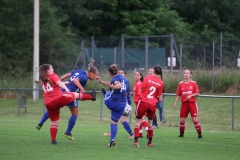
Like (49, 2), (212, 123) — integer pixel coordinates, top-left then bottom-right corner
(0, 0), (34, 74)
(1, 0), (240, 80)
(194, 71), (212, 93)
(171, 0), (240, 32)
(213, 70), (239, 93)
(2, 70), (240, 95)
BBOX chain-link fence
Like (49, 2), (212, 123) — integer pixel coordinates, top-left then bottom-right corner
(73, 33), (240, 75)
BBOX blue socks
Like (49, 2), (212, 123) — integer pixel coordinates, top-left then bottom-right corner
(110, 123), (117, 142)
(122, 121), (133, 136)
(66, 115), (77, 134)
(39, 111), (49, 126)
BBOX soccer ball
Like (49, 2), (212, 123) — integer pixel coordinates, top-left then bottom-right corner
(124, 104), (132, 116)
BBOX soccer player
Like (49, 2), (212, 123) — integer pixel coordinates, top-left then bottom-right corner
(173, 69), (202, 138)
(103, 68), (134, 138)
(134, 65), (164, 147)
(148, 68), (159, 129)
(150, 67), (166, 127)
(96, 64), (127, 147)
(36, 58), (98, 141)
(39, 64), (97, 145)
(133, 70), (148, 138)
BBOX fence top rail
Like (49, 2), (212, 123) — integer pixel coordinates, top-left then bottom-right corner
(163, 93), (240, 99)
(123, 35), (172, 39)
(1, 88), (240, 99)
(0, 88), (101, 93)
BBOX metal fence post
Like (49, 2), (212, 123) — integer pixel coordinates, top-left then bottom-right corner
(100, 93), (103, 122)
(18, 89), (21, 116)
(232, 98), (235, 131)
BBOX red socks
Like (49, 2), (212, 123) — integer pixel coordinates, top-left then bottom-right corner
(78, 93), (93, 100)
(50, 124), (58, 141)
(194, 121), (202, 133)
(147, 126), (153, 139)
(179, 122), (185, 133)
(134, 125), (140, 139)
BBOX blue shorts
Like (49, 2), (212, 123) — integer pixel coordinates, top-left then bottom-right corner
(105, 95), (125, 123)
(67, 99), (78, 108)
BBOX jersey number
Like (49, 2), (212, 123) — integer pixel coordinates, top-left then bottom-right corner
(120, 81), (126, 92)
(147, 86), (156, 99)
(42, 82), (53, 93)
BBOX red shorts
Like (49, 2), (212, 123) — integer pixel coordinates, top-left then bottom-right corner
(45, 92), (75, 121)
(135, 102), (147, 116)
(135, 100), (156, 119)
(180, 101), (198, 118)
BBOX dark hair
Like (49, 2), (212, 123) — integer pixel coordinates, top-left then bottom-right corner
(185, 69), (192, 75)
(119, 67), (127, 75)
(87, 58), (98, 73)
(109, 64), (118, 76)
(153, 65), (163, 79)
(136, 70), (144, 82)
(39, 64), (51, 83)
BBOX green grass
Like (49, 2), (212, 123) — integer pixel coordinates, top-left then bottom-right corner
(0, 95), (240, 160)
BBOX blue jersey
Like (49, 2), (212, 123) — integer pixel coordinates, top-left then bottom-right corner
(124, 77), (131, 105)
(63, 69), (88, 92)
(109, 74), (126, 104)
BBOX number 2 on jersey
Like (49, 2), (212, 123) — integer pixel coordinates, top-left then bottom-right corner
(147, 86), (156, 99)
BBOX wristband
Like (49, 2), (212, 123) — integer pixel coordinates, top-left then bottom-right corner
(99, 80), (103, 84)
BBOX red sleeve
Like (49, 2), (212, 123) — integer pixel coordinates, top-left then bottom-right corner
(51, 74), (60, 84)
(176, 83), (182, 96)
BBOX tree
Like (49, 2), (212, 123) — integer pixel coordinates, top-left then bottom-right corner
(171, 0), (240, 33)
(0, 0), (81, 76)
(50, 0), (190, 36)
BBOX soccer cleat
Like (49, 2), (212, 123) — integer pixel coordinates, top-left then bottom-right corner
(36, 124), (42, 131)
(51, 140), (57, 145)
(63, 133), (74, 141)
(134, 141), (139, 147)
(198, 135), (202, 139)
(138, 136), (143, 138)
(101, 88), (106, 96)
(146, 142), (152, 147)
(91, 89), (96, 101)
(104, 132), (111, 136)
(153, 125), (159, 129)
(108, 140), (116, 147)
(178, 135), (184, 138)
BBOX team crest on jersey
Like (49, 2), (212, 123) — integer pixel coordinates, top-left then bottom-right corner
(189, 86), (192, 89)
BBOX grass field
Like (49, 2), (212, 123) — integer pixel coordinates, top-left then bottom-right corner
(0, 94), (240, 160)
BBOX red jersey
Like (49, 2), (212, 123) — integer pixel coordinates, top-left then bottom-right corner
(42, 73), (62, 104)
(176, 80), (199, 102)
(139, 75), (164, 105)
(133, 81), (142, 103)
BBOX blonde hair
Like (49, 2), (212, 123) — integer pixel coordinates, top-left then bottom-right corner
(87, 58), (98, 73)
